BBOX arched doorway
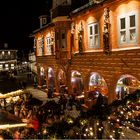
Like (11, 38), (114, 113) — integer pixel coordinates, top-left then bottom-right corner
(87, 72), (108, 107)
(40, 67), (46, 86)
(71, 70), (84, 96)
(48, 67), (55, 98)
(58, 69), (67, 95)
(58, 69), (66, 86)
(116, 74), (140, 100)
(89, 72), (108, 95)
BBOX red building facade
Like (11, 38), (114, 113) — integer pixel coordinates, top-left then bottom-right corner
(31, 0), (140, 106)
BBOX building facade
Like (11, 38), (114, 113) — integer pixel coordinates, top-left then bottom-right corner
(0, 44), (17, 71)
(31, 0), (140, 106)
(28, 52), (37, 74)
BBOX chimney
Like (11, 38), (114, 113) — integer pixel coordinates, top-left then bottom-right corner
(39, 15), (48, 28)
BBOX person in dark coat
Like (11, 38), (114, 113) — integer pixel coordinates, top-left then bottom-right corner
(48, 88), (53, 98)
(95, 92), (104, 117)
(68, 95), (75, 110)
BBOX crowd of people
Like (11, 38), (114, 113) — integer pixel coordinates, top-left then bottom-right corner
(0, 89), (84, 139)
(0, 68), (109, 139)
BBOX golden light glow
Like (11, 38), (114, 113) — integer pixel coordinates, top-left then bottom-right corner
(117, 119), (120, 122)
(126, 126), (129, 129)
(89, 127), (92, 130)
(120, 111), (124, 114)
(84, 134), (86, 137)
(0, 123), (27, 130)
(90, 132), (93, 136)
(0, 90), (24, 99)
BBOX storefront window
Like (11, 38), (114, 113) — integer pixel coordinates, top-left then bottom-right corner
(116, 74), (140, 100)
(71, 70), (84, 96)
(89, 72), (108, 96)
(58, 69), (65, 85)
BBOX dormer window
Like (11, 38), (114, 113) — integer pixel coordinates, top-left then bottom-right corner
(42, 18), (47, 25)
(39, 15), (47, 28)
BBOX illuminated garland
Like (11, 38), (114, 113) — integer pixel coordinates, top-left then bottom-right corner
(0, 123), (27, 130)
(45, 90), (140, 139)
(0, 89), (25, 99)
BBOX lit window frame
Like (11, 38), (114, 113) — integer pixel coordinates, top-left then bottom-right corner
(88, 22), (100, 49)
(37, 39), (43, 56)
(11, 64), (14, 70)
(46, 37), (51, 55)
(5, 64), (9, 70)
(118, 11), (138, 45)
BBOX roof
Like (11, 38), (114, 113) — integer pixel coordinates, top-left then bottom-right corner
(70, 0), (106, 16)
(30, 22), (55, 37)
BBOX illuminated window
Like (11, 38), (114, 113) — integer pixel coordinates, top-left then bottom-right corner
(118, 12), (137, 44)
(11, 64), (14, 69)
(0, 64), (3, 70)
(46, 37), (51, 55)
(88, 23), (99, 48)
(40, 67), (44, 76)
(37, 39), (43, 56)
(5, 64), (9, 70)
(120, 17), (126, 43)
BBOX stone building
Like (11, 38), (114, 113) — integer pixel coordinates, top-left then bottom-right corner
(31, 0), (140, 106)
(0, 43), (17, 71)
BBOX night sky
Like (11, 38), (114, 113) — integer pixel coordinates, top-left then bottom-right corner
(0, 0), (52, 59)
